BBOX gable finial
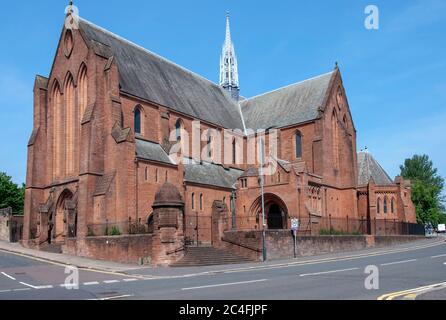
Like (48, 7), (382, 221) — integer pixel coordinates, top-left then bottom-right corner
(67, 1), (74, 16)
(335, 61), (339, 69)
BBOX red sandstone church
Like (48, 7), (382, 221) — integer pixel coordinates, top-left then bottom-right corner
(23, 6), (416, 264)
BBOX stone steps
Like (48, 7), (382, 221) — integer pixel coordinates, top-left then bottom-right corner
(171, 246), (252, 267)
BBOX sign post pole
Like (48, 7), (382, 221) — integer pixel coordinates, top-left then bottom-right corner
(291, 218), (299, 259)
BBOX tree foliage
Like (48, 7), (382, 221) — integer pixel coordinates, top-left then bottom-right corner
(0, 172), (25, 214)
(400, 155), (445, 225)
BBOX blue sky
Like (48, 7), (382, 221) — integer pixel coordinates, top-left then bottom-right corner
(0, 0), (445, 192)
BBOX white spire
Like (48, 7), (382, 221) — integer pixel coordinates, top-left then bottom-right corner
(220, 12), (240, 101)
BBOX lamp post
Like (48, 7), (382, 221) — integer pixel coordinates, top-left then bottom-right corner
(259, 138), (267, 262)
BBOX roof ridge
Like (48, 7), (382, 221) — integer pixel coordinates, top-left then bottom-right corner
(242, 70), (335, 103)
(79, 17), (226, 93)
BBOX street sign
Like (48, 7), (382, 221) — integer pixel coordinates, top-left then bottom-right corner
(291, 218), (300, 231)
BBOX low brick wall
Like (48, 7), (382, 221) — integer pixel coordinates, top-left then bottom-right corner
(221, 230), (426, 261)
(63, 234), (153, 265)
(374, 235), (425, 247)
(220, 230), (263, 261)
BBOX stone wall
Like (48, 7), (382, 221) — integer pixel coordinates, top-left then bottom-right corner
(0, 208), (23, 243)
(63, 234), (152, 265)
(0, 211), (11, 241)
(221, 229), (425, 262)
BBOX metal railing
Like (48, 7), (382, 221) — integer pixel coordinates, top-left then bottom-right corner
(86, 219), (151, 237)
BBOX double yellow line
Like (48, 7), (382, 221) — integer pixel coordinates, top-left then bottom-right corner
(378, 281), (446, 300)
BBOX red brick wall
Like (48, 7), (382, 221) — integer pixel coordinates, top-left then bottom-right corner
(63, 235), (153, 265)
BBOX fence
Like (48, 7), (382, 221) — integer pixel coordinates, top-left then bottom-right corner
(87, 219), (151, 237)
(229, 215), (425, 236)
(86, 215), (425, 240)
(184, 214), (212, 246)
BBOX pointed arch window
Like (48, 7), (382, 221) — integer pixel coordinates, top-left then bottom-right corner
(207, 132), (213, 159)
(383, 197), (388, 214)
(134, 106), (142, 135)
(391, 198), (395, 213)
(295, 131), (302, 159)
(332, 110), (340, 169)
(200, 194), (204, 211)
(175, 119), (183, 142)
(377, 198), (381, 214)
(232, 138), (237, 164)
(191, 193), (195, 210)
(65, 74), (75, 175)
(52, 82), (63, 178)
(78, 65), (88, 123)
(258, 138), (266, 165)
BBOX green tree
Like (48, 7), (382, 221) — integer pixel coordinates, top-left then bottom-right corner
(400, 155), (445, 225)
(0, 172), (25, 214)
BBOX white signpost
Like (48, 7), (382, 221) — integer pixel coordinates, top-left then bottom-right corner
(291, 218), (300, 258)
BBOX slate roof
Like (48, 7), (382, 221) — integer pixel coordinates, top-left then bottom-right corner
(240, 71), (335, 130)
(78, 18), (244, 130)
(184, 160), (244, 189)
(136, 139), (175, 165)
(357, 151), (393, 186)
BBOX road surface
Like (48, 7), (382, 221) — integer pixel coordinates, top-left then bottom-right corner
(0, 239), (445, 300)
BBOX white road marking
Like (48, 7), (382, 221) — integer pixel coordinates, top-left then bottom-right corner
(0, 289), (12, 293)
(299, 267), (359, 277)
(13, 288), (31, 292)
(60, 283), (79, 288)
(19, 282), (39, 289)
(431, 254), (446, 259)
(380, 259), (417, 266)
(103, 280), (120, 284)
(123, 278), (139, 282)
(88, 294), (134, 301)
(83, 281), (100, 286)
(35, 285), (53, 290)
(1, 272), (16, 280)
(181, 279), (268, 291)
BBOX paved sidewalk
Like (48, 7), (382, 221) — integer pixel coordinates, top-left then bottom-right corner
(1, 237), (443, 278)
(0, 242), (142, 273)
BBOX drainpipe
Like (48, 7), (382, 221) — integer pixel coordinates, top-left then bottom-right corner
(135, 159), (139, 225)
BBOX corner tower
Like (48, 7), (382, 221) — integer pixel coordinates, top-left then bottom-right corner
(219, 13), (240, 101)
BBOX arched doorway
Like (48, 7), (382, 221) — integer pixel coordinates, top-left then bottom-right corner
(249, 193), (288, 230)
(268, 204), (284, 229)
(51, 190), (75, 243)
